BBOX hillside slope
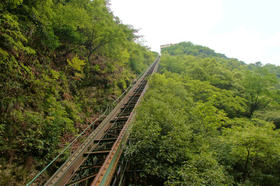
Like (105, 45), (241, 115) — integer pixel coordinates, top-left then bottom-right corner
(0, 0), (156, 184)
(126, 42), (280, 185)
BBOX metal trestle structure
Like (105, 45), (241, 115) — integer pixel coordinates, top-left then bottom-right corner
(44, 57), (160, 186)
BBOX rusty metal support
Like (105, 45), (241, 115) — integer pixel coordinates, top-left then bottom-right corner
(84, 150), (111, 155)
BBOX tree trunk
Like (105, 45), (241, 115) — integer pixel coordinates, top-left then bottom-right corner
(243, 148), (250, 181)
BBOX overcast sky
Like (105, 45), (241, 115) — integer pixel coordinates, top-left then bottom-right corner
(110, 0), (280, 65)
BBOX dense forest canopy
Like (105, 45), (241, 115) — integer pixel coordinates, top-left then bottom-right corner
(0, 0), (156, 184)
(126, 42), (280, 185)
(163, 42), (228, 59)
(1, 0), (280, 184)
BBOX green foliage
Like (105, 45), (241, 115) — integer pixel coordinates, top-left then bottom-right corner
(127, 42), (280, 185)
(126, 74), (230, 184)
(167, 152), (233, 185)
(161, 41), (227, 58)
(219, 121), (280, 184)
(67, 56), (85, 72)
(0, 0), (23, 10)
(0, 0), (157, 184)
(0, 13), (35, 55)
(241, 70), (278, 117)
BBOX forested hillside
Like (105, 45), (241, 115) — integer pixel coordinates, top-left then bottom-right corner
(164, 42), (227, 58)
(126, 42), (280, 185)
(0, 0), (156, 184)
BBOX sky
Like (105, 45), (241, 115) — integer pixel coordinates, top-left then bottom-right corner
(110, 0), (280, 65)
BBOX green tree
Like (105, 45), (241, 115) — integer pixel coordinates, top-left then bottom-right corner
(219, 120), (280, 185)
(241, 70), (277, 117)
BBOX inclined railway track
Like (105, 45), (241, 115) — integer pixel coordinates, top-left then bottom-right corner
(40, 57), (160, 186)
